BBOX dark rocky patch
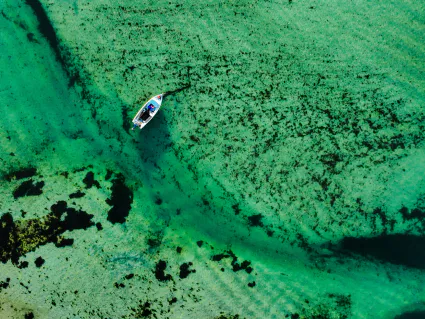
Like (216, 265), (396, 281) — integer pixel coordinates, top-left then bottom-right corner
(190, 135), (200, 143)
(18, 261), (29, 269)
(400, 206), (425, 228)
(24, 312), (34, 319)
(34, 256), (45, 267)
(147, 232), (163, 249)
(339, 234), (425, 269)
(114, 282), (125, 288)
(168, 297), (178, 305)
(0, 278), (10, 290)
(247, 281), (256, 288)
(0, 201), (94, 265)
(133, 301), (153, 318)
(176, 246), (182, 254)
(211, 250), (253, 273)
(232, 260), (251, 272)
(96, 222), (103, 231)
(68, 72), (80, 88)
(13, 179), (44, 199)
(62, 207), (94, 231)
(196, 240), (203, 247)
(212, 253), (231, 261)
(83, 171), (100, 189)
(155, 197), (163, 205)
(105, 169), (113, 181)
(5, 167), (37, 181)
(215, 315), (242, 319)
(60, 171), (69, 178)
(73, 166), (92, 173)
(395, 310), (425, 319)
(106, 173), (133, 224)
(55, 238), (74, 247)
(202, 197), (210, 206)
(320, 153), (342, 170)
(179, 262), (196, 279)
(125, 273), (134, 280)
(25, 32), (35, 42)
(247, 214), (263, 227)
(69, 190), (85, 199)
(232, 204), (241, 215)
(154, 260), (172, 282)
(328, 293), (351, 310)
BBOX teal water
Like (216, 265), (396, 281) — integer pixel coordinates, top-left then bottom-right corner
(1, 0), (425, 318)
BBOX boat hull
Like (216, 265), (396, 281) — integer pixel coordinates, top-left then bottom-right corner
(132, 94), (164, 130)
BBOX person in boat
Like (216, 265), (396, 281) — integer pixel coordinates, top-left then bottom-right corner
(147, 103), (156, 113)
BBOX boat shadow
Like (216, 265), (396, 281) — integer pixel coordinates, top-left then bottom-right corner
(134, 110), (172, 165)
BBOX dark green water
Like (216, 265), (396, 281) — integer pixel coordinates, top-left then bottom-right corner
(1, 0), (425, 318)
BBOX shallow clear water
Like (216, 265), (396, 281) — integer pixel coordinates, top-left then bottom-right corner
(1, 0), (425, 318)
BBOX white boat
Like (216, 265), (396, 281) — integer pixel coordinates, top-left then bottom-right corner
(132, 94), (164, 130)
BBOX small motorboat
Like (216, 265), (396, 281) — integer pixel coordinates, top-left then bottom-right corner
(132, 94), (164, 130)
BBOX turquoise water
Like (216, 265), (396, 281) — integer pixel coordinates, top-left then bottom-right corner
(1, 0), (425, 318)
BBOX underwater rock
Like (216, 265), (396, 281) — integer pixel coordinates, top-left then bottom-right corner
(179, 262), (196, 279)
(247, 214), (263, 227)
(231, 204), (241, 215)
(5, 167), (37, 181)
(168, 297), (178, 305)
(105, 169), (113, 181)
(34, 256), (45, 267)
(24, 312), (34, 319)
(106, 173), (133, 224)
(215, 315), (243, 319)
(13, 179), (44, 199)
(55, 238), (74, 247)
(212, 253), (230, 261)
(154, 260), (172, 282)
(211, 250), (253, 273)
(125, 273), (134, 280)
(133, 301), (153, 318)
(62, 207), (94, 231)
(69, 190), (85, 199)
(400, 206), (425, 225)
(83, 171), (100, 189)
(0, 201), (94, 265)
(0, 278), (10, 290)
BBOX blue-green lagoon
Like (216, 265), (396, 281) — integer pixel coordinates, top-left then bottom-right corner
(1, 0), (425, 318)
